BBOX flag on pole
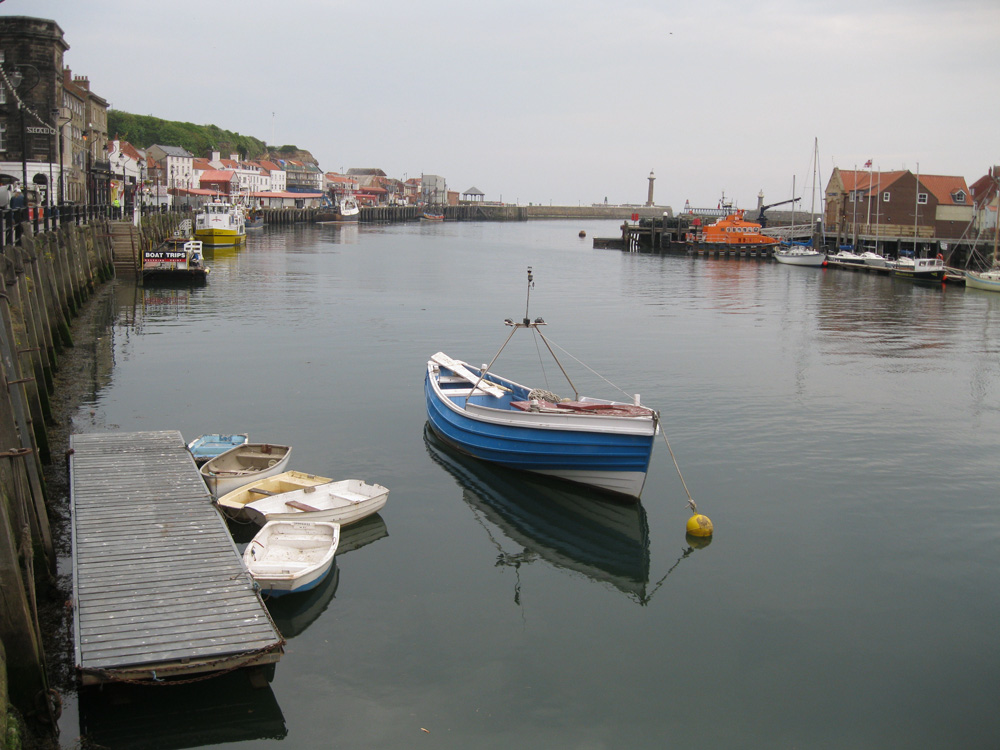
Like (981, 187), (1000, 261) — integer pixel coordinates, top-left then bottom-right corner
(864, 159), (873, 168)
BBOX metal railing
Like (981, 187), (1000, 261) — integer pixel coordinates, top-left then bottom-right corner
(0, 203), (188, 245)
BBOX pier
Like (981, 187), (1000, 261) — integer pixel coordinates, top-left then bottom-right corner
(70, 430), (283, 685)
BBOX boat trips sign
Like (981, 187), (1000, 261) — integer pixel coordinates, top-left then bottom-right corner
(143, 248), (190, 269)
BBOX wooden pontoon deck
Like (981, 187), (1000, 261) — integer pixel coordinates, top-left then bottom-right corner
(70, 430), (284, 685)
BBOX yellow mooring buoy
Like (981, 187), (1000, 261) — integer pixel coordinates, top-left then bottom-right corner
(686, 513), (714, 538)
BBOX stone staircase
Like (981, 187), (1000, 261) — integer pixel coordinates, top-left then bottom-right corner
(109, 222), (139, 277)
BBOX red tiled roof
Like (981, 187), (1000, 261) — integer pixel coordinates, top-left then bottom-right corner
(919, 174), (971, 206)
(199, 170), (236, 182)
(839, 169), (908, 192)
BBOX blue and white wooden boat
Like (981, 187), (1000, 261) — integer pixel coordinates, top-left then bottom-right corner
(424, 268), (659, 500)
(243, 520), (340, 597)
(187, 433), (249, 465)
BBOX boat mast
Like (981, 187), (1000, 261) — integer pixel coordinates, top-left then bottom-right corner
(993, 171), (999, 268)
(914, 162), (920, 257)
(466, 266), (580, 403)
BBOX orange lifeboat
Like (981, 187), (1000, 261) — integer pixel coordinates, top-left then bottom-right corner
(687, 209), (780, 249)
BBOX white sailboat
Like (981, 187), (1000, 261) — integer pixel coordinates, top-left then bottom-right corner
(965, 189), (1000, 292)
(775, 139), (826, 267)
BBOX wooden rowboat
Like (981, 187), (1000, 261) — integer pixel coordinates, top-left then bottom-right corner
(243, 479), (389, 527)
(187, 433), (249, 465)
(199, 443), (292, 497)
(243, 520), (340, 597)
(215, 470), (334, 519)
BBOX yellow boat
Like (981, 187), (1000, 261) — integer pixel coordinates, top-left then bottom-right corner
(194, 199), (247, 247)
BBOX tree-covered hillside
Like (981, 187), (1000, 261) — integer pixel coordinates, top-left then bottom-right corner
(108, 111), (278, 161)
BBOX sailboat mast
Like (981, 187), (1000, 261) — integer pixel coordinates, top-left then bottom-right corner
(810, 138), (818, 246)
(993, 171), (999, 268)
(914, 162), (920, 256)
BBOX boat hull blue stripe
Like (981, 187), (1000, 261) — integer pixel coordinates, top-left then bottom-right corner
(425, 374), (655, 476)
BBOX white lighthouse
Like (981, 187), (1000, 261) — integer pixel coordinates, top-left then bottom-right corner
(646, 170), (656, 207)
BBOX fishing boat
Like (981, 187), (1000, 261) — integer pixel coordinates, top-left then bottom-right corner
(424, 268), (659, 500)
(334, 195), (360, 223)
(199, 443), (292, 497)
(686, 209), (781, 251)
(243, 520), (340, 597)
(245, 209), (264, 229)
(420, 209), (444, 222)
(194, 199), (247, 247)
(893, 256), (945, 283)
(215, 469), (334, 519)
(187, 433), (249, 465)
(243, 479), (390, 527)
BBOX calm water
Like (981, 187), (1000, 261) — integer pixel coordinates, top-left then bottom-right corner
(60, 220), (1000, 749)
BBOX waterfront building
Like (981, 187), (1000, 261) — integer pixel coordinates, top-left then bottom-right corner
(148, 144), (194, 197)
(969, 166), (999, 233)
(70, 73), (110, 205)
(825, 167), (973, 247)
(0, 17), (110, 206)
(284, 159), (324, 192)
(258, 159), (286, 193)
(198, 169), (239, 197)
(0, 16), (64, 202)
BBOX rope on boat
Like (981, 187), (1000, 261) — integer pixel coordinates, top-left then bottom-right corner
(540, 334), (638, 403)
(539, 333), (703, 516)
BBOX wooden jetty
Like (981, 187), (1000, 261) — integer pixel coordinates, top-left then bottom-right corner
(70, 430), (284, 686)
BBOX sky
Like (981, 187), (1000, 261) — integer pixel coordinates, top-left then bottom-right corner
(9, 0), (1000, 210)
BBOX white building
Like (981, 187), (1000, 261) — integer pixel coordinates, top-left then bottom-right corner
(147, 144), (194, 191)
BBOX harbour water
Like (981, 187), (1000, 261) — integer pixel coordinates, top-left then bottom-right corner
(59, 220), (999, 748)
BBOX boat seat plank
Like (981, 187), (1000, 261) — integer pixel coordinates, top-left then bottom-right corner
(285, 499), (321, 512)
(430, 352), (506, 397)
(249, 488), (276, 496)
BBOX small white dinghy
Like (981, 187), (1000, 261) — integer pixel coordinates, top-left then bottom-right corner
(215, 470), (334, 520)
(199, 443), (292, 497)
(243, 479), (390, 527)
(243, 520), (340, 597)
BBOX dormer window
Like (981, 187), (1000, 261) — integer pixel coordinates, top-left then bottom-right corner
(953, 191), (966, 203)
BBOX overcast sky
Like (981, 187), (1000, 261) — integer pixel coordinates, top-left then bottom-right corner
(10, 0), (1000, 209)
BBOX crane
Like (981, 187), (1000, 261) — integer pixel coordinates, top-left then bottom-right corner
(757, 197), (801, 228)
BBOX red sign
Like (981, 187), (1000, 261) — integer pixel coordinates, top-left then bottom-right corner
(631, 213), (639, 221)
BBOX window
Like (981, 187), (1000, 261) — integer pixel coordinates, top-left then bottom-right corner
(0, 123), (5, 151)
(954, 191), (966, 203)
(883, 192), (891, 202)
(917, 193), (928, 205)
(0, 85), (4, 105)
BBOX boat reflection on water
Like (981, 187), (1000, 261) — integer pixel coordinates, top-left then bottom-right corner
(264, 514), (388, 639)
(423, 424), (650, 602)
(78, 668), (286, 748)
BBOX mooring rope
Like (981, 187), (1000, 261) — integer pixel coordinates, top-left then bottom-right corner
(658, 422), (698, 514)
(539, 334), (699, 512)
